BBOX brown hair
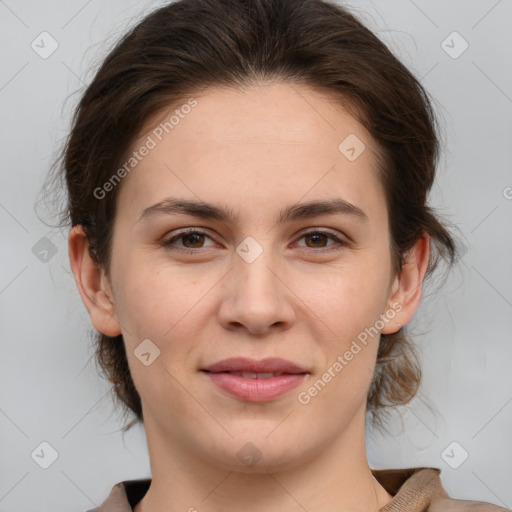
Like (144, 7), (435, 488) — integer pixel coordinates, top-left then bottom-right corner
(46, 0), (457, 433)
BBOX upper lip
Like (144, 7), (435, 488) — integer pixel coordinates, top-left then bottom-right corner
(202, 357), (308, 374)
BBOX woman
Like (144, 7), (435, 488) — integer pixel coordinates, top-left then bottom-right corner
(53, 0), (507, 510)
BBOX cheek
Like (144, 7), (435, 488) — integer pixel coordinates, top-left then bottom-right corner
(112, 263), (206, 419)
(112, 258), (213, 381)
(294, 257), (391, 340)
(117, 271), (188, 342)
(296, 270), (386, 417)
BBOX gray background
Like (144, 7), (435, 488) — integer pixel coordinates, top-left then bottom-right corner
(1, 0), (511, 511)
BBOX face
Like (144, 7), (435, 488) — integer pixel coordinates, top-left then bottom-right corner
(81, 81), (419, 472)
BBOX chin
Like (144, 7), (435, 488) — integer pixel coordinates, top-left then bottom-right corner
(200, 431), (318, 474)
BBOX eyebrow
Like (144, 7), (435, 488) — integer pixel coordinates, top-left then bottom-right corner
(137, 197), (369, 225)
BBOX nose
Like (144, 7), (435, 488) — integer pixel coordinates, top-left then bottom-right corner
(217, 245), (296, 336)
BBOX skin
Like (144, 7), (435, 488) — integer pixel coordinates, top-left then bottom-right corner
(69, 81), (430, 512)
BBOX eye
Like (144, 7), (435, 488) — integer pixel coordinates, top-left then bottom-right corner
(160, 227), (348, 254)
(294, 229), (348, 252)
(161, 228), (216, 254)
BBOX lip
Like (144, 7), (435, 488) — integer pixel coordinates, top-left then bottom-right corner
(202, 357), (308, 374)
(201, 357), (309, 402)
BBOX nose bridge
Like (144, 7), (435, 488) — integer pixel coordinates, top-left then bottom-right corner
(219, 233), (294, 333)
(235, 233), (283, 302)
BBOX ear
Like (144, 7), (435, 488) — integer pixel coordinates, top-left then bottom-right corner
(381, 233), (430, 335)
(68, 225), (122, 337)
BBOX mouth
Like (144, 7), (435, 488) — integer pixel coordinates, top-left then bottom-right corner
(209, 371), (291, 379)
(201, 356), (308, 374)
(201, 357), (309, 402)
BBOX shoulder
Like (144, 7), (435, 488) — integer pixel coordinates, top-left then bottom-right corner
(372, 467), (510, 512)
(429, 497), (510, 511)
(85, 478), (151, 512)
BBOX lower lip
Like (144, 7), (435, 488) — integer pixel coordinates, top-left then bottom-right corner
(203, 371), (307, 402)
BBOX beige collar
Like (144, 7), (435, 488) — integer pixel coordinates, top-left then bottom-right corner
(86, 466), (508, 512)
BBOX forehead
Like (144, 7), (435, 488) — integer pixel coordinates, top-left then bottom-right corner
(117, 81), (385, 225)
(138, 81), (364, 149)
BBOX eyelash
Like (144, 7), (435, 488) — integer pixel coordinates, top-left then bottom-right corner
(161, 227), (348, 255)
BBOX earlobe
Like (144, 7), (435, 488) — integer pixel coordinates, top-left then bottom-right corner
(381, 234), (430, 335)
(68, 225), (122, 337)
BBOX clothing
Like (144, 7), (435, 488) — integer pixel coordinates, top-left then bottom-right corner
(87, 466), (510, 512)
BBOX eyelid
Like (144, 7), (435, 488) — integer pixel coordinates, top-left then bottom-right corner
(161, 226), (351, 253)
(294, 228), (351, 250)
(161, 227), (217, 249)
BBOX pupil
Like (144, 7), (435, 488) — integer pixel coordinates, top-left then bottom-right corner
(187, 233), (203, 247)
(309, 234), (325, 247)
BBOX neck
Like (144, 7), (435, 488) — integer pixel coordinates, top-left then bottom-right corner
(134, 406), (393, 512)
